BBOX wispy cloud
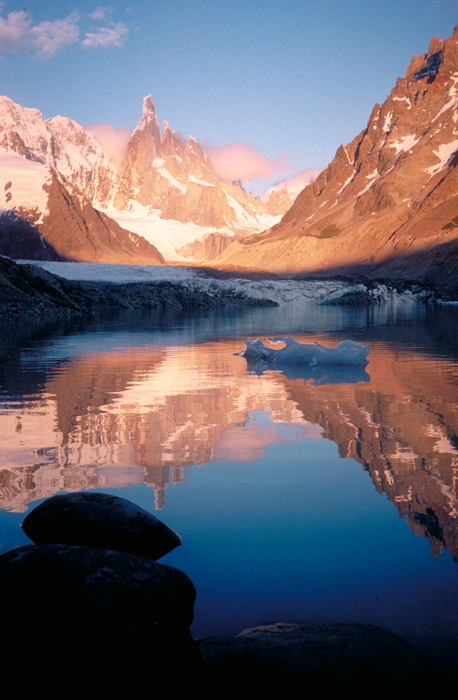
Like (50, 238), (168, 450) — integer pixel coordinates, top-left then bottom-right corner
(203, 141), (294, 183)
(89, 7), (113, 21)
(0, 11), (32, 54)
(31, 12), (80, 59)
(82, 22), (129, 49)
(0, 5), (128, 58)
(85, 122), (132, 167)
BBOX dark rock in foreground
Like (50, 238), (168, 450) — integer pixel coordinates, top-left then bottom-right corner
(0, 543), (200, 691)
(22, 491), (181, 560)
(199, 622), (442, 695)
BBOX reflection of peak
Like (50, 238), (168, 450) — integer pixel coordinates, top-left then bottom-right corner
(2, 335), (458, 560)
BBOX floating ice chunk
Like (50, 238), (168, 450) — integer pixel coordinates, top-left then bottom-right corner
(236, 337), (370, 365)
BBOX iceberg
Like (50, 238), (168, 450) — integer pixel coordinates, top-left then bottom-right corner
(236, 337), (370, 366)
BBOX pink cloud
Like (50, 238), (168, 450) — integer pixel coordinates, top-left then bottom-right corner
(203, 141), (294, 183)
(0, 7), (127, 58)
(0, 9), (79, 58)
(85, 122), (132, 168)
(0, 11), (31, 53)
(82, 22), (128, 48)
(31, 12), (80, 59)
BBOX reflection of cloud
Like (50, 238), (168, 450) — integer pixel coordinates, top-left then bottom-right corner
(82, 22), (129, 48)
(213, 420), (323, 463)
(85, 122), (132, 167)
(203, 140), (294, 183)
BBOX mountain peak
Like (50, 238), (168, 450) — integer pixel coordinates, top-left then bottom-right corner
(142, 95), (157, 118)
(215, 26), (458, 288)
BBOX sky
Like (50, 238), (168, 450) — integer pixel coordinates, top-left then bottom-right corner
(1, 0), (458, 194)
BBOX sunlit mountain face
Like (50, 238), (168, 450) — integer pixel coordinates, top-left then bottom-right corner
(215, 29), (458, 295)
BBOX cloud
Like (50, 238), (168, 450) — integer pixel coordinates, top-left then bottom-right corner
(31, 12), (80, 59)
(82, 22), (129, 48)
(89, 7), (113, 21)
(0, 7), (128, 58)
(0, 11), (31, 53)
(85, 122), (132, 168)
(260, 167), (325, 201)
(203, 141), (294, 183)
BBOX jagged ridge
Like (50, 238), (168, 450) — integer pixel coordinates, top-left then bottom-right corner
(214, 26), (458, 294)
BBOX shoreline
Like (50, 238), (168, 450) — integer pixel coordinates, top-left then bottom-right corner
(2, 256), (456, 318)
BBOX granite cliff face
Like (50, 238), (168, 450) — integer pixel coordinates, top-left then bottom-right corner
(0, 95), (292, 262)
(215, 27), (458, 292)
(112, 96), (289, 232)
(0, 153), (164, 264)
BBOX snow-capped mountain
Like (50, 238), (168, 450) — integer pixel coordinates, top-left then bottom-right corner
(0, 150), (164, 264)
(260, 168), (325, 205)
(215, 27), (458, 293)
(0, 96), (118, 206)
(0, 95), (296, 263)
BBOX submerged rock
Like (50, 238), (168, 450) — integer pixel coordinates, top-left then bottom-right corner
(199, 622), (441, 694)
(22, 491), (181, 560)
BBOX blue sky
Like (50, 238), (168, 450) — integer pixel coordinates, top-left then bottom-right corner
(1, 0), (457, 193)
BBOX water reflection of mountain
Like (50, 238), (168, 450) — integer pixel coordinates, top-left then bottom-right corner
(279, 348), (458, 562)
(0, 333), (457, 565)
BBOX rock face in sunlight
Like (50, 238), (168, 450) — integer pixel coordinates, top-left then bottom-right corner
(0, 154), (165, 264)
(0, 94), (295, 263)
(237, 337), (370, 365)
(215, 27), (458, 295)
(22, 492), (182, 560)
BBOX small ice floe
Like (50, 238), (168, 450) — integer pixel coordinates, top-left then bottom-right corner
(236, 337), (370, 366)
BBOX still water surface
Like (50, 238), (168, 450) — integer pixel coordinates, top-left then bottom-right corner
(1, 300), (457, 661)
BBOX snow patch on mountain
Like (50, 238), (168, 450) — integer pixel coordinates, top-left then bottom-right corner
(188, 176), (215, 187)
(391, 134), (421, 154)
(0, 149), (50, 221)
(426, 139), (458, 174)
(383, 111), (392, 132)
(104, 202), (233, 261)
(260, 168), (324, 202)
(356, 170), (379, 197)
(431, 74), (458, 123)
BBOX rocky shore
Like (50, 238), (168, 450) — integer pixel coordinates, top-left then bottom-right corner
(0, 256), (277, 317)
(0, 492), (450, 696)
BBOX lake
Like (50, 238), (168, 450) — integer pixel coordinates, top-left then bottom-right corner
(1, 293), (457, 666)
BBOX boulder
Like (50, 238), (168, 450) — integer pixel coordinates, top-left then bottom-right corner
(22, 491), (181, 560)
(0, 543), (200, 692)
(199, 622), (442, 695)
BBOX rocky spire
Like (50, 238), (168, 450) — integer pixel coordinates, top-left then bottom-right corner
(131, 95), (161, 156)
